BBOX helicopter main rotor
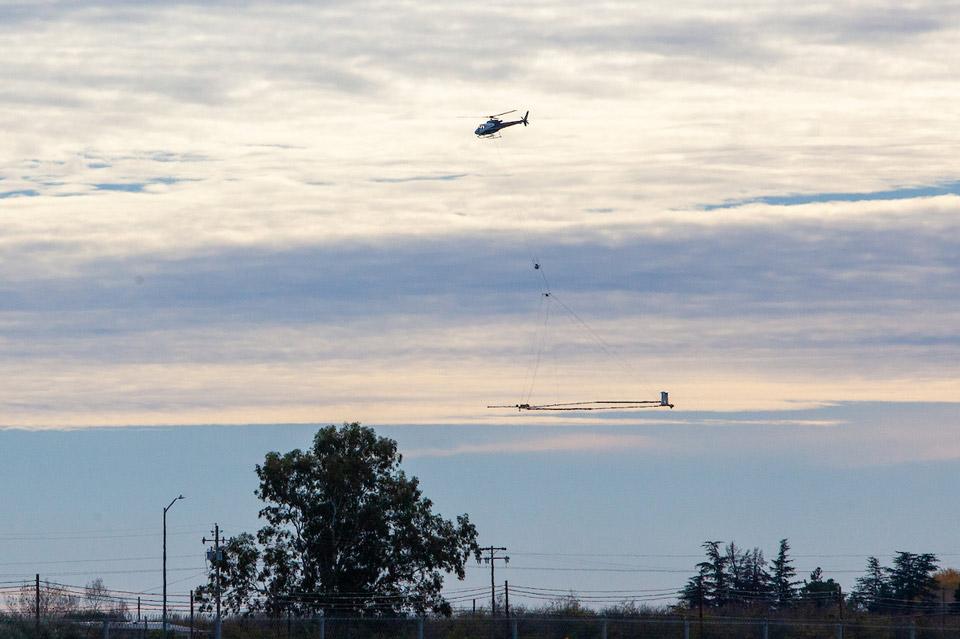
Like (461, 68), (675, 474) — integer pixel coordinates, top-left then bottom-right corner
(458, 110), (518, 120)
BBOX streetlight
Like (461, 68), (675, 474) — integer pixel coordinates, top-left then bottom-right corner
(163, 495), (185, 639)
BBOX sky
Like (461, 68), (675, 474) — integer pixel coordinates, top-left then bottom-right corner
(2, 0), (960, 615)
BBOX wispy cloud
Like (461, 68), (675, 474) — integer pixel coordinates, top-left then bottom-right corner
(405, 433), (653, 458)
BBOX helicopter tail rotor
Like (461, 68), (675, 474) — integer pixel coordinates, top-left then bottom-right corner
(522, 111), (529, 126)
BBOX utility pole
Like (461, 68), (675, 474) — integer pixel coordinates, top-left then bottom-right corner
(838, 585), (843, 623)
(504, 581), (509, 619)
(477, 547), (509, 617)
(837, 585), (844, 639)
(505, 581), (512, 639)
(35, 574), (40, 639)
(203, 524), (223, 639)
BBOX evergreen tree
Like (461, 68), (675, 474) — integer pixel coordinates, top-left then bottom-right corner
(849, 556), (888, 613)
(770, 538), (798, 608)
(886, 551), (938, 612)
(680, 568), (709, 610)
(697, 541), (730, 608)
(798, 567), (841, 608)
(741, 547), (773, 604)
(687, 541), (775, 610)
(724, 542), (747, 604)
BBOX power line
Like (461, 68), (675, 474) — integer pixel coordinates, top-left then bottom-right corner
(129, 570), (209, 595)
(513, 552), (705, 559)
(510, 550), (960, 559)
(0, 554), (198, 567)
(468, 565), (691, 574)
(0, 567), (205, 579)
(0, 530), (205, 541)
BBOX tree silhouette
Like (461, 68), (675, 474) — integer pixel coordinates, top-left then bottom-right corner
(196, 422), (479, 616)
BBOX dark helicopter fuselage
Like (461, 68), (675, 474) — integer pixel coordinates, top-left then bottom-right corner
(475, 111), (529, 137)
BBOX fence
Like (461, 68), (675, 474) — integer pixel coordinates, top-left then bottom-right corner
(5, 615), (960, 639)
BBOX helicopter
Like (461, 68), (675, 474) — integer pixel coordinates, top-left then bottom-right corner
(474, 110), (529, 137)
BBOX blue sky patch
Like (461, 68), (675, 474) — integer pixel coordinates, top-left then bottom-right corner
(0, 189), (39, 198)
(148, 151), (209, 162)
(92, 179), (184, 191)
(703, 180), (960, 210)
(372, 173), (468, 183)
(93, 183), (146, 193)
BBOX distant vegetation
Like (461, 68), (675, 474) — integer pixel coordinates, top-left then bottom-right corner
(678, 538), (953, 618)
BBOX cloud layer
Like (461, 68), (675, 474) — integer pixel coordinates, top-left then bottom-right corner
(1, 1), (959, 460)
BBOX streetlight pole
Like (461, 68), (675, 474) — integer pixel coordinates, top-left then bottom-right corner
(163, 495), (185, 639)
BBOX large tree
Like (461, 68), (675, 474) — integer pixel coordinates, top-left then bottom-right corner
(886, 551), (938, 612)
(197, 423), (480, 616)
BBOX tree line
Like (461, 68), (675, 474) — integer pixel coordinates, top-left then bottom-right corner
(5, 578), (130, 620)
(679, 539), (955, 616)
